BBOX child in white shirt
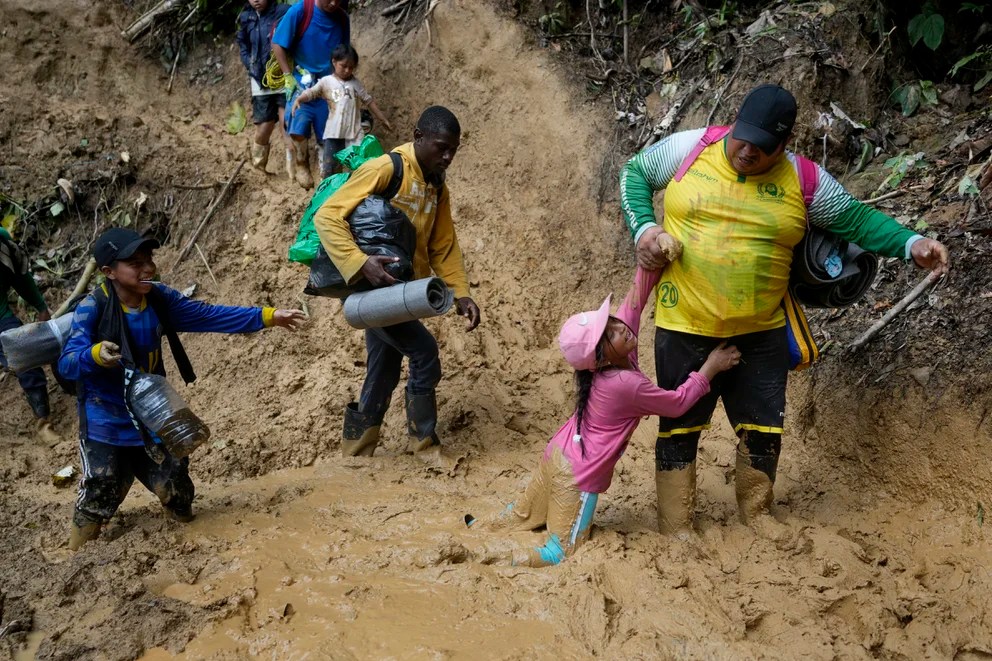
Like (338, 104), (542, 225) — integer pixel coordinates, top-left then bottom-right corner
(292, 44), (392, 179)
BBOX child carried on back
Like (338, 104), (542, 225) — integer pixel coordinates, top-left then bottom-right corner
(466, 241), (740, 567)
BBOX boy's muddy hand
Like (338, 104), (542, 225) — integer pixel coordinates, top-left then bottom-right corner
(699, 341), (741, 381)
(455, 297), (481, 331)
(96, 341), (123, 368)
(272, 309), (307, 331)
(360, 256), (400, 287)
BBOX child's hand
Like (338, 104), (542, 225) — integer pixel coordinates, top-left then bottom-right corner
(95, 341), (123, 368)
(698, 341), (741, 381)
(271, 309), (307, 331)
(382, 119), (393, 131)
(291, 100), (301, 114)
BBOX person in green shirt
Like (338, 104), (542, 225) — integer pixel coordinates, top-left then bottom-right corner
(0, 228), (60, 444)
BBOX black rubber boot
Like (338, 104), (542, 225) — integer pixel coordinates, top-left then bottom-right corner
(405, 391), (439, 452)
(342, 402), (381, 457)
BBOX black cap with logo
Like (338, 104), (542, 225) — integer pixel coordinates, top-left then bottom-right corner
(93, 228), (160, 268)
(732, 84), (797, 154)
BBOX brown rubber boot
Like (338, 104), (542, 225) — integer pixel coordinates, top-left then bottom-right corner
(68, 522), (102, 551)
(292, 139), (313, 189)
(250, 141), (270, 170)
(342, 402), (380, 457)
(655, 461), (696, 537)
(285, 144), (296, 182)
(735, 448), (791, 544)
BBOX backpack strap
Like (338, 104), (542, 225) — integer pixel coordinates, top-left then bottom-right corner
(673, 126), (731, 182)
(382, 151), (444, 205)
(146, 288), (196, 385)
(794, 154), (819, 228)
(383, 152), (404, 200)
(295, 0), (314, 47)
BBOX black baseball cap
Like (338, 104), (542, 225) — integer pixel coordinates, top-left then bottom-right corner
(732, 84), (797, 154)
(94, 228), (160, 268)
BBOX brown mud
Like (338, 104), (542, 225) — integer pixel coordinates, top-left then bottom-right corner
(1, 0), (991, 659)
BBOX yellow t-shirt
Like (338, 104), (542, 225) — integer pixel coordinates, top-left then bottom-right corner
(657, 141), (807, 337)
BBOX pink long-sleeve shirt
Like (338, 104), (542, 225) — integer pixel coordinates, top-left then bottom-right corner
(545, 267), (711, 493)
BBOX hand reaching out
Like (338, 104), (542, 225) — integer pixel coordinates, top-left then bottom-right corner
(271, 309), (307, 331)
(699, 342), (741, 381)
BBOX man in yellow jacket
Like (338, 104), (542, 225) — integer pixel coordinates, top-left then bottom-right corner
(314, 106), (481, 463)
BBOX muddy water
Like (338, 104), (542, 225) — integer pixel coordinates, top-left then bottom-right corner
(136, 463), (590, 659)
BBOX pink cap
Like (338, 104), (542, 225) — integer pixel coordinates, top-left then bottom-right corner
(558, 294), (612, 371)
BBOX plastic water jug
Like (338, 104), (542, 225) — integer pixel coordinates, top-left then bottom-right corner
(0, 314), (74, 373)
(127, 373), (211, 458)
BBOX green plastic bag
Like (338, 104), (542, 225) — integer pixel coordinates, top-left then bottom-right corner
(335, 134), (385, 171)
(287, 135), (386, 266)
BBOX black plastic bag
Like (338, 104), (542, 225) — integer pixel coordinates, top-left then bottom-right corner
(304, 195), (416, 298)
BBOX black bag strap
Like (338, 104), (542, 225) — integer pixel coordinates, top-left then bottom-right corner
(383, 152), (404, 200)
(146, 291), (196, 385)
(92, 284), (196, 384)
(381, 151), (444, 204)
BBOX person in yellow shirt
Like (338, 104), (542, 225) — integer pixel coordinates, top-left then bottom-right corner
(620, 85), (949, 537)
(313, 106), (481, 464)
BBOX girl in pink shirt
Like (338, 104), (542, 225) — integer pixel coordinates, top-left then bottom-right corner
(466, 265), (739, 567)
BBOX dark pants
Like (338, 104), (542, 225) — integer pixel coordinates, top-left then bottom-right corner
(321, 138), (347, 178)
(654, 327), (788, 478)
(74, 437), (194, 526)
(359, 320), (441, 423)
(0, 314), (50, 418)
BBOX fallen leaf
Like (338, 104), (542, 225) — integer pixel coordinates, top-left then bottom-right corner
(121, 151), (131, 163)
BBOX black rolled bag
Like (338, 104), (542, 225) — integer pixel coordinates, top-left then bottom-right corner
(304, 196), (416, 299)
(790, 228), (879, 309)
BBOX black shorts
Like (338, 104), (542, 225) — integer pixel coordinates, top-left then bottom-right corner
(74, 437), (194, 526)
(654, 326), (788, 438)
(251, 93), (285, 124)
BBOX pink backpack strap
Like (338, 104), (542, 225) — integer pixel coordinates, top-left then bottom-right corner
(673, 126), (731, 182)
(794, 154), (819, 227)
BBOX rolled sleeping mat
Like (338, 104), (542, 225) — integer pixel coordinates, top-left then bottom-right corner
(0, 314), (74, 373)
(791, 230), (879, 309)
(343, 277), (455, 330)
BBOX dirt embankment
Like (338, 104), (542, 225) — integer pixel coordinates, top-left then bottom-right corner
(1, 0), (991, 659)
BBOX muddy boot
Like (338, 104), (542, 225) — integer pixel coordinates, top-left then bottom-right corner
(342, 402), (380, 457)
(655, 461), (696, 538)
(36, 419), (61, 446)
(406, 391), (464, 473)
(285, 144), (296, 182)
(292, 139), (313, 189)
(251, 141), (270, 170)
(165, 505), (195, 523)
(734, 433), (791, 544)
(68, 522), (101, 551)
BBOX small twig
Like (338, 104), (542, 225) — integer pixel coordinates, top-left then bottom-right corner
(381, 0), (410, 17)
(622, 0), (629, 68)
(848, 271), (944, 351)
(172, 181), (220, 190)
(172, 157), (247, 270)
(194, 243), (219, 286)
(705, 58), (742, 126)
(586, 0), (601, 62)
(861, 190), (904, 205)
(166, 36), (183, 94)
(859, 26), (897, 73)
(423, 0), (441, 46)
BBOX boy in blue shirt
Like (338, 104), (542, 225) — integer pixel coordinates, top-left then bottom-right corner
(58, 228), (306, 550)
(271, 0), (351, 188)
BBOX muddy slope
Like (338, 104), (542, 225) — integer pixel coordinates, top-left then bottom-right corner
(1, 0), (991, 659)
